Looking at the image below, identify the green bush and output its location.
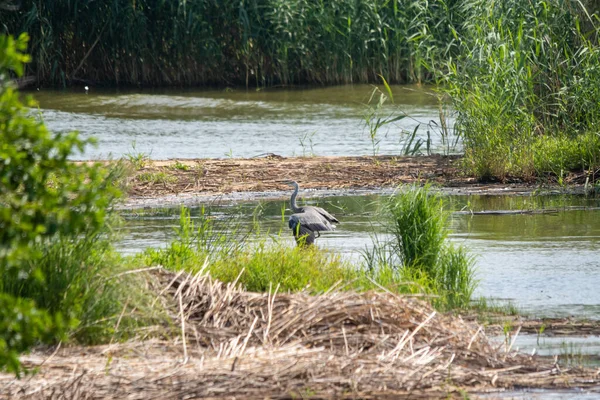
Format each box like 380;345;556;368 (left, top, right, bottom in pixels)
0;33;129;373
0;294;65;376
0;33;63;375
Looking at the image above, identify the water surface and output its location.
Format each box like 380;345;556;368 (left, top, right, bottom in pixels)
118;193;600;319
31;85;456;160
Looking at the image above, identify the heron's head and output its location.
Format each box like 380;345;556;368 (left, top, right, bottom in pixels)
278;179;298;187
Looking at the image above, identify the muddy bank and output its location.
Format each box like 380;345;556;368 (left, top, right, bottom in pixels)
118;155;582;208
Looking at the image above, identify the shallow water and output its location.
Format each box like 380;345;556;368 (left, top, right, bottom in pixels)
117;193;600;319
502;334;600;362
30;85;456;160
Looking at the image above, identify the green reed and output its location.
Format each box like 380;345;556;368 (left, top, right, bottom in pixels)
362;184;476;309
441;0;600;180
2;0;457;87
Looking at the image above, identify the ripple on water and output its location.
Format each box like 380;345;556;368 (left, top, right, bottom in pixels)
31;85;458;159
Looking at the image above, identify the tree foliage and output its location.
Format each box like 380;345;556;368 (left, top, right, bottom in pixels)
0;33;121;374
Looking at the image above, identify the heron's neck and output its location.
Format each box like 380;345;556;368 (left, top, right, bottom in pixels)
290;183;302;213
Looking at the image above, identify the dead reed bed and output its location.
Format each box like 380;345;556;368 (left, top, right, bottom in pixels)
2;267;599;399
124;155;461;198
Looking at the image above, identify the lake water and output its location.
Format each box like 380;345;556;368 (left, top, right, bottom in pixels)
31;84;457;160
118;193;600;320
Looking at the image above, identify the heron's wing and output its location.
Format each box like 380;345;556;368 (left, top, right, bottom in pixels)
293;224;315;246
306;206;339;224
289;210;334;232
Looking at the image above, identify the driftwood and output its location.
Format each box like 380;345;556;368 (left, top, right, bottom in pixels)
1;267;599;399
454;209;560;215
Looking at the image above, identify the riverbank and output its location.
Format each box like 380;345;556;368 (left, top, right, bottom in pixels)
117;154;590;208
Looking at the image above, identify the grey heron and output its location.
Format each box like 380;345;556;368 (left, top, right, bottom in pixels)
280;180;339;246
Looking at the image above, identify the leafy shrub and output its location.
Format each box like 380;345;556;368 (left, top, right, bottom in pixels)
0;33;126;373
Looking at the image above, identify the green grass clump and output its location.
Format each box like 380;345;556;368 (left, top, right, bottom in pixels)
208;243;354;293
8;226;151;345
173;161;190;171
365;184;476;309
138;171;176;185
137;207;355;293
532;132;600;179
471;297;520;317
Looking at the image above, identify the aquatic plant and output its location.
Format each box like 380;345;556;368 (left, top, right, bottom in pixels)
124;143;150;170
364;184;476;309
441;0;600;180
2;0;457;87
363;78;431;157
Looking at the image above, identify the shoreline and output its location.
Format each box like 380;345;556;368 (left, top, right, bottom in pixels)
117;154;586;209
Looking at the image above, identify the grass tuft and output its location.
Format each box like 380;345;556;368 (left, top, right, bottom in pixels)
364;184;476;309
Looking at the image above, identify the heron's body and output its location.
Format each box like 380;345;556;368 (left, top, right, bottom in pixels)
282;181;339;246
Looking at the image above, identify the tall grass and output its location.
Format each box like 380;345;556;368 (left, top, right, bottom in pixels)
137;207;356;293
364;184;476;309
441;0;600;180
2;0;458;87
1;192;151;345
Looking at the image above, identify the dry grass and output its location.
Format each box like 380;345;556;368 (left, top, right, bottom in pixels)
2;267;598;399
121;155;462;197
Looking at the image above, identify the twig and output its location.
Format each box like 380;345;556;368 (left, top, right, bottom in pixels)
178;290;188;364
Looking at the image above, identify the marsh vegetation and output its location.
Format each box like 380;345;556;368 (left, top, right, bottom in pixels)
441;0;600;181
1;35;477;375
2;2;600;395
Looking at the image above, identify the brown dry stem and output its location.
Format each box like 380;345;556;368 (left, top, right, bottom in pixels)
2;268;599;399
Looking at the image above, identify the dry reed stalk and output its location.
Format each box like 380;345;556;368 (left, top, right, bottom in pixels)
1;268;598;399
126;155;460;198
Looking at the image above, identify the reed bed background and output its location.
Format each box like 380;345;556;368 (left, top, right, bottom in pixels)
1;0;457;87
